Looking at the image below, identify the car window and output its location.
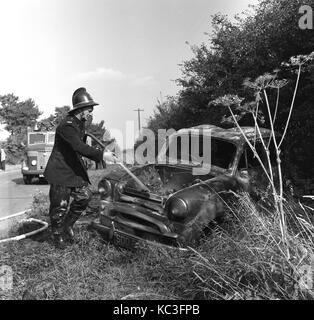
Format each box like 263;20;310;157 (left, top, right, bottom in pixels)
29;133;45;144
238;141;276;170
166;133;236;169
211;138;236;169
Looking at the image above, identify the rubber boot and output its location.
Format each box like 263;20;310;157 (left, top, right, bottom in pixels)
52;233;67;250
50;212;67;250
63;213;79;244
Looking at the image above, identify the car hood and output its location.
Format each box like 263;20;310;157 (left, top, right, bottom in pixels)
101;163;225;197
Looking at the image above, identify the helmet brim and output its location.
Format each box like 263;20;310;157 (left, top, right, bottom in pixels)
68;102;99;114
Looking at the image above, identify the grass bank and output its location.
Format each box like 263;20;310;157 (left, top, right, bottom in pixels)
1;168;313;300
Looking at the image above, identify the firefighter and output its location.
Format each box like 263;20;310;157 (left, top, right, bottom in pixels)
44;87;116;249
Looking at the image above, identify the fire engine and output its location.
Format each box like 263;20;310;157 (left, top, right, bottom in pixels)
21;126;55;184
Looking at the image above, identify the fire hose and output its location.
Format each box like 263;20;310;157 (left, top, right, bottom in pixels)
0;211;48;244
85;133;150;193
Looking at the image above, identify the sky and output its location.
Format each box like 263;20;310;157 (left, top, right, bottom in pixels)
0;0;257;148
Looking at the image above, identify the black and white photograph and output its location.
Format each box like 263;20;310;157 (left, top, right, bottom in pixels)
1;0;314;305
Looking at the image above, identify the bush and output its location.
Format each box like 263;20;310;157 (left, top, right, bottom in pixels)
3;134;27;165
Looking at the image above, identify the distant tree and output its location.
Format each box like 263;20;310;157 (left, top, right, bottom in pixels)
85;120;107;142
54;106;71;124
0;94;18;124
0;94;42;134
39;106;71;130
146;96;182;134
177;0;314;128
38;114;55;131
0;93;42;163
144;0;314;132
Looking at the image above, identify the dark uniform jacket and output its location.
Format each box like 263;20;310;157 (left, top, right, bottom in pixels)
44;114;103;187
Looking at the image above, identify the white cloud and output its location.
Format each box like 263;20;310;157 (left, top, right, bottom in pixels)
75;67;128;81
73;67;155;87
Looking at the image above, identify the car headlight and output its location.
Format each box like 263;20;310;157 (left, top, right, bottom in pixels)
98;179;112;198
166;197;188;221
116;182;125;194
31;160;37;166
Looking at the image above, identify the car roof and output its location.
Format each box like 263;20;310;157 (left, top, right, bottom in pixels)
176;124;273;143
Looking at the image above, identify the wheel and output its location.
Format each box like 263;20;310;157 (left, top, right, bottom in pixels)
23;175;32;184
39;177;48;184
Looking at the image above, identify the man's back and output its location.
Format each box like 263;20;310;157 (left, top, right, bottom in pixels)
44;114;102;187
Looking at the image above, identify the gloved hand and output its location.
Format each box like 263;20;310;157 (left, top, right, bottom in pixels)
103;150;118;163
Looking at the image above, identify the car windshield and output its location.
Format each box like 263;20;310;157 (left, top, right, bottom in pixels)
28;133;45;145
165;133;236;169
238;141;277;170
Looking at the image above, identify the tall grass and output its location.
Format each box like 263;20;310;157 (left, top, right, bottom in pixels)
186;193;314;299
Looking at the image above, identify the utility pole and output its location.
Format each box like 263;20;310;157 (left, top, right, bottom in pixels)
134;108;144;132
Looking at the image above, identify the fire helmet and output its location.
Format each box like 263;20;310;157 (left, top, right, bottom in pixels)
69;87;99;114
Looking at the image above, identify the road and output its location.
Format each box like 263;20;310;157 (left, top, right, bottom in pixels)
0;169;50;218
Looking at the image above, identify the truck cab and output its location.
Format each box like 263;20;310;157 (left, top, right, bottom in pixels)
21;128;55;184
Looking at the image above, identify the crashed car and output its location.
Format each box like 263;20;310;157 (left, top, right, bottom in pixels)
91;125;276;249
